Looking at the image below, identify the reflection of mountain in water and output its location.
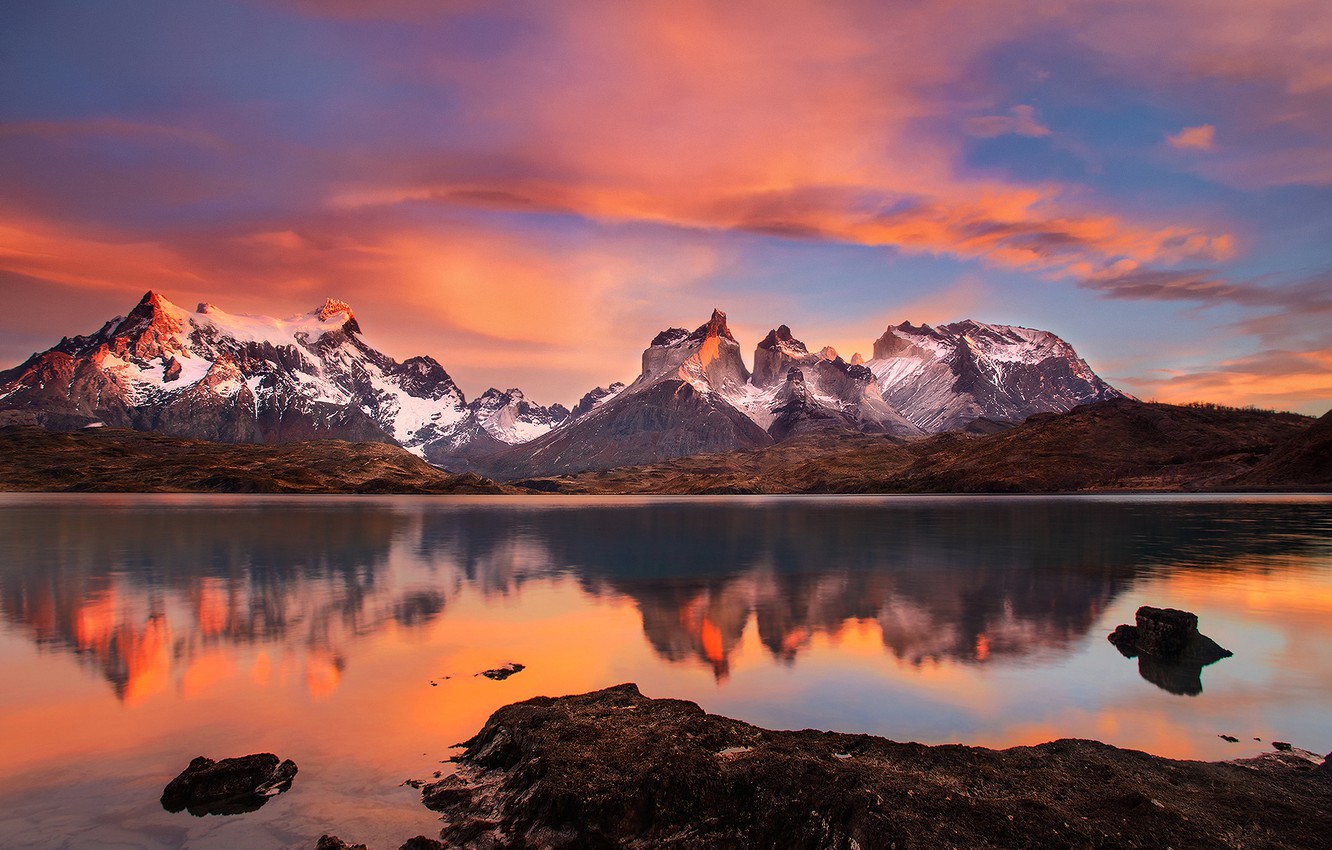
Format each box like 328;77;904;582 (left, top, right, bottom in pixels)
0;501;445;701
2;497;1328;696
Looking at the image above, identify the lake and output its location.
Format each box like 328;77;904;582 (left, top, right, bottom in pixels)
2;494;1330;849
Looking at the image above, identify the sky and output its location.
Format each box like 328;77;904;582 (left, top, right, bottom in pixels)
2;0;1330;414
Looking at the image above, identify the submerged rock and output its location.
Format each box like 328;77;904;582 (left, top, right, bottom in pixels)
478;662;525;681
161;753;297;816
1107;606;1233;695
418;683;1332;850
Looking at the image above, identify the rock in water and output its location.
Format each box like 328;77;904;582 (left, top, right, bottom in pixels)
1107;606;1233;696
478;662;525;681
315;837;367;850
161;753;297;816
1108;606;1232;662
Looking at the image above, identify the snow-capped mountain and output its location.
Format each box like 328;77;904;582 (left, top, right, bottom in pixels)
867;320;1124;432
424;387;571;468
1;294;1124;478
744;325;920;439
0;292;564;459
488;310;775;477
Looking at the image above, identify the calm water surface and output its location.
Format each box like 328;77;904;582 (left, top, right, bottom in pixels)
2;494;1331;849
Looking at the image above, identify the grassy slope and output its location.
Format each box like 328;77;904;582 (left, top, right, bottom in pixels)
0;425;501;493
516;400;1321;494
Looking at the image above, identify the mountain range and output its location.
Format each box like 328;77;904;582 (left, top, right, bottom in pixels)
0;291;1125;478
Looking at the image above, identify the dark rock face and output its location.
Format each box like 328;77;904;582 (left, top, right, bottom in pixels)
569;382;627;419
486;379;773;478
420;684;1332;850
1108;606;1233;695
161;753;297;816
752;325;809;388
1133;606;1198;655
767;367;860;441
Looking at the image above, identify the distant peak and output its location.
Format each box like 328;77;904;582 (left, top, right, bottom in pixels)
850;352;864;365
758;324;805;351
819;345;838;361
196;302;216;314
317;298;354;322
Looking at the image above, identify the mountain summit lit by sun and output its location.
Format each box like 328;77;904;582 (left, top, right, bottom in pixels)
2;1;1330;417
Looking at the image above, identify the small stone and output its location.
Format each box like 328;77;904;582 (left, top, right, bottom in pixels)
478;662;525;681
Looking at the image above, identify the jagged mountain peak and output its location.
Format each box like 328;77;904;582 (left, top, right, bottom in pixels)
688;308;736;343
317;298;354;322
752;324;812;387
640;307;748;391
758;325;808;355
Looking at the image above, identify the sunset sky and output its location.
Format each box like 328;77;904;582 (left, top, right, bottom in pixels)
2;1;1330;413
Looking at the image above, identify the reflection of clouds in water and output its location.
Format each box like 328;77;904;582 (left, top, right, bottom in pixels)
1;496;1329;699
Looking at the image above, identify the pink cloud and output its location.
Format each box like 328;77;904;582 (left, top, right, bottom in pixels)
1167;125;1216;150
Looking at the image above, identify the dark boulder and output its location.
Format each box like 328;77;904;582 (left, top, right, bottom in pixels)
1107;606;1232;695
398;838;446;850
161;753;297;816
1134;607;1199;655
315;837;367;850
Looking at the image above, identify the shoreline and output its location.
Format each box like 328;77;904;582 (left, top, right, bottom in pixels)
339;683;1332;849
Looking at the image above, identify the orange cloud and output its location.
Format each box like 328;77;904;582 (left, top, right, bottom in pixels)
321;0;1238;277
0;216;203;293
1168;125;1217;151
1124;348;1332;411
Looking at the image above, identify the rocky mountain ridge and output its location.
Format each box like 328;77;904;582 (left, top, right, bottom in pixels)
2;291;1126;476
0;292;565;462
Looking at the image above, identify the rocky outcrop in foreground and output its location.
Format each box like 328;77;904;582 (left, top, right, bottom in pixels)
161;753;296;816
420;684;1331;850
